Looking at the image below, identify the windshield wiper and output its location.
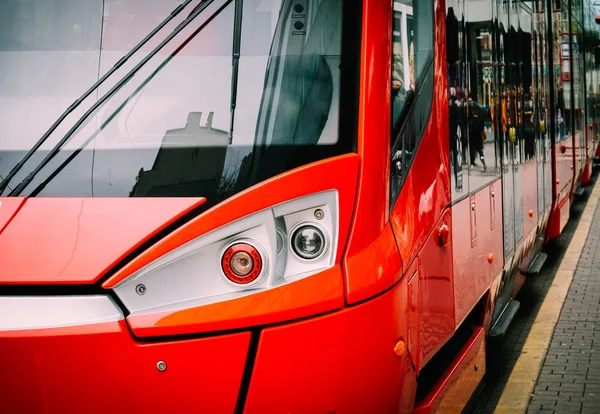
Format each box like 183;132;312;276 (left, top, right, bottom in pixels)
228;0;243;144
28;0;231;197
5;0;223;197
0;0;197;196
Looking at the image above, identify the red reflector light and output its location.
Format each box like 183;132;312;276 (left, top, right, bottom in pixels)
221;243;263;284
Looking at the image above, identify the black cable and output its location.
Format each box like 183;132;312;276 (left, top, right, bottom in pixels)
9;0;220;197
29;0;232;197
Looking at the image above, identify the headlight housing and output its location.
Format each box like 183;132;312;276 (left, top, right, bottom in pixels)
113;191;339;316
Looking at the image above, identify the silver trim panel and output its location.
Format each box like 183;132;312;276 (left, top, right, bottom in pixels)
114;190;339;316
0;295;124;331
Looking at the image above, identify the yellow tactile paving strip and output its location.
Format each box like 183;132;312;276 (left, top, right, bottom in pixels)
495;177;600;413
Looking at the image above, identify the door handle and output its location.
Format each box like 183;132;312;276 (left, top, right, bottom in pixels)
438;224;450;247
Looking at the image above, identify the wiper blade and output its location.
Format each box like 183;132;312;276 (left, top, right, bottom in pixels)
0;0;196;195
7;0;221;197
228;0;243;144
28;0;231;197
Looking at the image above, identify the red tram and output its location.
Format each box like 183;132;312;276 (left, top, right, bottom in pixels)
0;0;599;412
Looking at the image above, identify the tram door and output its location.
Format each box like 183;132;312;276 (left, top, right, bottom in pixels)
532;1;549;221
499;0;515;263
512;0;525;251
532;5;543;220
519;3;543;227
490;0;517;322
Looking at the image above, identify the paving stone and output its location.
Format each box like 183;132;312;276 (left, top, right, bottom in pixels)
526;199;600;412
472;179;599;414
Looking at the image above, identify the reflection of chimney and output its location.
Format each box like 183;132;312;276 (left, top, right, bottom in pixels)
185;112;202;132
184;112;215;133
129;110;229;197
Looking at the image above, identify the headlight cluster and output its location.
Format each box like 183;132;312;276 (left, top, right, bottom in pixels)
113;191;339;316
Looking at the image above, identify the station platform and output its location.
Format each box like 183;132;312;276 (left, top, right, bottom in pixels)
525;179;600;414
472;172;600;414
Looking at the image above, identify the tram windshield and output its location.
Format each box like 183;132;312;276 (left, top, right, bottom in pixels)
0;0;354;203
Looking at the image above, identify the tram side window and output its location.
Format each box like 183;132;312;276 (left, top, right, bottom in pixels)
390;0;434;203
464;0;501;189
520;6;536;162
391;0;433;128
552;3;571;142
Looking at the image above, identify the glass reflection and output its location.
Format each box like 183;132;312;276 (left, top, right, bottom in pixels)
465;0;499;191
447;0;469;200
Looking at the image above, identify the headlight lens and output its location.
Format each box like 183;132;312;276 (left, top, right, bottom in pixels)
222;243;263;284
292;225;326;260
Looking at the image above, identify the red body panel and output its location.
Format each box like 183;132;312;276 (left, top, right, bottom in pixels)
344;0;396;305
582;157;593;184
557;140;574;195
390;0;451;270
582;125;593;184
416;209;454;369
548;140;574;239
414;327;485;413
0;197;25;234
575;132;583;180
453;182;503;328
243;277;416;414
406;261;420;369
0;197;204;284
0;321;249;414
522;159;538;240
127;266;344;336
548;184;571;240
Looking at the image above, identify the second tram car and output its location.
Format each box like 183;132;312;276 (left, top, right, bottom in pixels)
0;0;599;412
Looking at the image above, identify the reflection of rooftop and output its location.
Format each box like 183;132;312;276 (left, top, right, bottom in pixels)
162;112;229;148
130;112;229;197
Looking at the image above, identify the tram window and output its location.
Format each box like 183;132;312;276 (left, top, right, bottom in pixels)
552;3;571;142
520;5;536;162
0;0;103;52
463;0;501;191
573;29;584;135
0;0;357;199
391;0;434;129
390;0;434;206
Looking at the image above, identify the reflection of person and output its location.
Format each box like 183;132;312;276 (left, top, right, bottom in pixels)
468;101;486;171
409;41;415;91
392;74;406;124
557;87;565;138
449;87;462;187
392;75;404;100
523;91;535;159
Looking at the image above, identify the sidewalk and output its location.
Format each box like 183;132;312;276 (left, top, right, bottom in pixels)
527;191;600;413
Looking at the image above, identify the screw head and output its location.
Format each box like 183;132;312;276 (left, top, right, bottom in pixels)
474;363;479;371
157;361;167;372
314;209;325;220
135;284;146;295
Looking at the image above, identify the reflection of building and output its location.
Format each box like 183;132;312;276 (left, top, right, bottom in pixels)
130;111;229;196
392;1;414;91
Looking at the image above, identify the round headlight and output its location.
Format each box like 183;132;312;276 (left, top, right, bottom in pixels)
221;243;263;284
291;225;327;260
